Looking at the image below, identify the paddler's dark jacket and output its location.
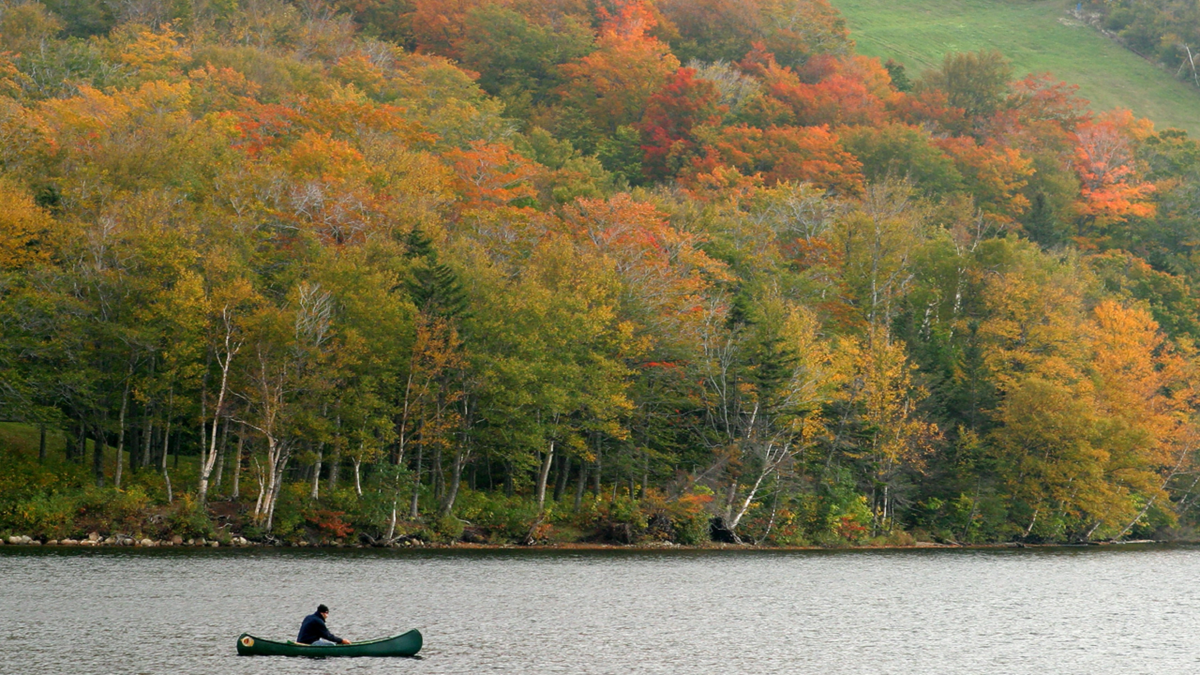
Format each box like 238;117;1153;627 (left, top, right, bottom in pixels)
297;612;342;644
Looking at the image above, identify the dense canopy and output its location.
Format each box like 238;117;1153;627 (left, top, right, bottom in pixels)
4;0;1200;547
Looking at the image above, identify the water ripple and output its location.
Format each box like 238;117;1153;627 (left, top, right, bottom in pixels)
3;546;1200;674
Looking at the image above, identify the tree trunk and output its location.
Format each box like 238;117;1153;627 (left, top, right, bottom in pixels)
640;448;649;499
353;456;362;496
395;368;417;466
141;414;153;471
128;426;138;471
327;446;340;492
409;446;423;519
160;382;175;502
92;419;106;487
553;455;570;502
253;458;265;519
310;444;323;500
265;455;288;532
114;380;130;489
257;434;290;530
199;420;207;473
574;461;588;510
386;458;407;542
439;446;471;519
723;480;738;523
38;423;46;463
259;439;277;524
386;492;399;542
214;417;229;492
198;316;238;506
231;428;244;500
592;436;603;497
73;419;85;463
161;415;173;504
433;446;444;503
327;417;342;492
536;440;555;511
726;447;787;534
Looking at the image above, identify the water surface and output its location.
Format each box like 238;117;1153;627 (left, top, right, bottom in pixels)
4;545;1199;674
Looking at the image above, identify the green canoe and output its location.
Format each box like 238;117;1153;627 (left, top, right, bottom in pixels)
236;629;422;657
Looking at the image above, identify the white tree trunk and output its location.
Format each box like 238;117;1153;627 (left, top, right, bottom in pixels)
198;307;239;506
536;440;555;511
310;445;322;500
353;456;362;496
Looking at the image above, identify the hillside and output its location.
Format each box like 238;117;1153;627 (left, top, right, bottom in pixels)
834;0;1200;135
6;0;1200;548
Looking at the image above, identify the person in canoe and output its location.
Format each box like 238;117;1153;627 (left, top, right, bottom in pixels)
296;604;352;646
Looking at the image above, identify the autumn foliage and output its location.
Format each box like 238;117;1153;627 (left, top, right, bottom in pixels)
3;0;1200;547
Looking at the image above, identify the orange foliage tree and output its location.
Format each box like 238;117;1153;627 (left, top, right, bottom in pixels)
408;0;498;59
448;140;540;208
560;193;728;343
556;1;680;134
638;67;725;181
1072;110;1156;234
692;123;863;194
935;136;1032;221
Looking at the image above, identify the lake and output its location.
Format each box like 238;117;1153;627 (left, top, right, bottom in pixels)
3;545;1199;674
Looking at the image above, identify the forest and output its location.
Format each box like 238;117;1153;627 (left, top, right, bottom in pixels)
1085;0;1200;85
4;0;1200;548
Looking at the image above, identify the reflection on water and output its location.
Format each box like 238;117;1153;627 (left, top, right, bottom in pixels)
3;545;1200;674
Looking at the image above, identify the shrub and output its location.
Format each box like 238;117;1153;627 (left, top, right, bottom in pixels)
305;507;354;540
669;492;713;545
268;483;307;538
638;488;714;545
800;472;874;546
167;494;215;539
829;496;872;545
241;523;265;541
333;486;400;538
13;492;79;539
74;487;152;536
591;494;647;544
455;490;539;543
915;492;1009;543
742;504;809;547
0;446;90;537
432;515;464;542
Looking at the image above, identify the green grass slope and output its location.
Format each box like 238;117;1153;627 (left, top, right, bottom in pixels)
834;0;1200;135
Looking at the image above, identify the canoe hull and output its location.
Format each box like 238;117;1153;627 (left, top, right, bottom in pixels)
236;629;422;657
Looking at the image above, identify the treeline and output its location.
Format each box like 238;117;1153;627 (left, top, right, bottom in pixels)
3;0;1200;547
1086;0;1200;85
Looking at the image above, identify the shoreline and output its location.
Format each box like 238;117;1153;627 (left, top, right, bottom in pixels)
0;534;1174;551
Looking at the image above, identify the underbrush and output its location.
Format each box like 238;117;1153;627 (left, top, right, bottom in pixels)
454;490;541;543
0;454;1010;548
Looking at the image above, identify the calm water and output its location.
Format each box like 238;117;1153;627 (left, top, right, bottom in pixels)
3;545;1200;674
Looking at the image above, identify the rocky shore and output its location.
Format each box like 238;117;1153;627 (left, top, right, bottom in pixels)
4;532;252;547
0;532;1169;550
0;532;441;548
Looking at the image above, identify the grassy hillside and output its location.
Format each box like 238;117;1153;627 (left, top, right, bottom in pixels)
0;422;64;456
833;0;1200;135
0;421;193;486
